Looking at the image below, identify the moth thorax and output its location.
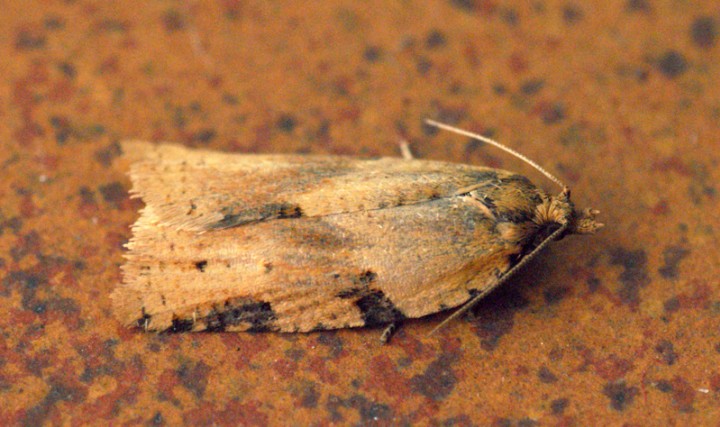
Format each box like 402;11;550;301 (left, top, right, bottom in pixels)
534;195;573;228
528;195;574;247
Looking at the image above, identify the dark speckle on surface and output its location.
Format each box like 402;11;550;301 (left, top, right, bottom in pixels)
655;380;673;393
316;332;344;359
425;30;447;49
177;361;211;399
163;9;185;31
562;4;583;23
493;83;508;95
24;377;88;426
543;286;570;305
150;412;164;425
99;182;126;205
470;287;529;351
670;376;695;412
520;79;544;95
44;15;65;30
9;231;41;262
690;17;717;48
94;142;122;167
416;57;433;74
655;340;678;365
658;245;690;279
539;102;566;124
0;215;23;235
656;51;688;78
326;394;393;424
363;45;382;62
16;29;47;50
609;247;650;307
297;381;319;408
538;366;558;383
664;297;680;313
550;398;569;414
496;418;539;427
410;352;459;401
625;0;650;12
500;8;519;26
603;381;638;411
587;276;601;293
449;0;476;13
58;61;76;78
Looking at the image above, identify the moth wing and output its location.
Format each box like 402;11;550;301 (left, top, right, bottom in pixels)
114;196;527;333
121;141;505;232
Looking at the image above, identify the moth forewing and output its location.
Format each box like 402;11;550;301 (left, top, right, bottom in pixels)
112;122;602;337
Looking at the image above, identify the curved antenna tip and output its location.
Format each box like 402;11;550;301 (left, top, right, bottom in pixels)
423;119;566;191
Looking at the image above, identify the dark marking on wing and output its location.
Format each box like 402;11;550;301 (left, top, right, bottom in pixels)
357;270;377;285
468;288;482;298
135;311;152;329
165;317;194;333
310;323;328;332
336;270;378;298
336;270;405;326
203;300;277;332
208;202;303;229
355;290;406;326
203;308;226;332
194;260;208;272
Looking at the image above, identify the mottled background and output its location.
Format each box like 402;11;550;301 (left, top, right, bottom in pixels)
1;1;718;425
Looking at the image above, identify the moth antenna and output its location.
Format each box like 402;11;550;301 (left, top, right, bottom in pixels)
424;119;566;191
429;221;570;335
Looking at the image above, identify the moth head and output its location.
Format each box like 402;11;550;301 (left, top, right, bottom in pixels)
425;119;604;242
534;187;603;241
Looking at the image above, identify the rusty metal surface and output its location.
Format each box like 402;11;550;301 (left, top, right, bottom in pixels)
1;1;718;425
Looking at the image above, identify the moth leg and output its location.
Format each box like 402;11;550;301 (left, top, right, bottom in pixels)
398;140;414;160
380;322;399;344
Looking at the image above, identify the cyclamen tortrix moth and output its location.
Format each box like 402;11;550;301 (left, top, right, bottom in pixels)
111;120;602;340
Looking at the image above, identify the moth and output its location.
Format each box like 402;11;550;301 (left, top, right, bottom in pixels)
111;120;602;340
